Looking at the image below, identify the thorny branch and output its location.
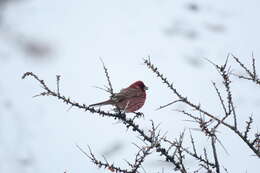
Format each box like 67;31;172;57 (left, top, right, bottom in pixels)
231;54;260;85
211;56;237;129
175;132;187;173
143;57;233;128
128;143;154;173
22;72;185;172
211;135;220;173
212;82;228;116
76;145;129;173
100;58;114;96
77;142;154;173
144;57;260;158
163;133;216;169
244;116;253;140
22;54;260;173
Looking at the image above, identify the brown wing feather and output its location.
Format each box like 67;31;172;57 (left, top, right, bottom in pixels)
112;88;141;102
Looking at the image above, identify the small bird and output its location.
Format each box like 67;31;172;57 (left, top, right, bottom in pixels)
89;81;148;112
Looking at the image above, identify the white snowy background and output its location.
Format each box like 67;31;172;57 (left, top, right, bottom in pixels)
0;0;260;172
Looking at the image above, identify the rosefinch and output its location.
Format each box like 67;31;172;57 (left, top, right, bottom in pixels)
89;81;148;112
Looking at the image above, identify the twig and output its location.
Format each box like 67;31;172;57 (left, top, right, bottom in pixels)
156;99;183;110
212;82;228;117
130;144;154;173
211;136;220;173
244;116;253;139
231;54;260;85
76;144;130;173
163;137;216;168
251;53;256;79
209;58;237;130
56;75;61;96
189;130;197;156
100;58;114;95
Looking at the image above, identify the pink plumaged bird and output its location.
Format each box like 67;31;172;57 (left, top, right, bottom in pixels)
89;81;148;112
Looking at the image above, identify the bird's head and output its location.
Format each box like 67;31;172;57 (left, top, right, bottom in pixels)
130;81;148;91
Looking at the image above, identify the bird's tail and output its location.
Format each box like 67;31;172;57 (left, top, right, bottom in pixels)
89;99;114;107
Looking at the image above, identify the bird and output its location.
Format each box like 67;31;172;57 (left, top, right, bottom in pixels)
89;81;148;113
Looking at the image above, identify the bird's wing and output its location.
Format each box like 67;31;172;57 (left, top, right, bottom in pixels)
112;88;141;102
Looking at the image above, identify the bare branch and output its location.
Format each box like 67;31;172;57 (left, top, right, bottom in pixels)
209;57;237;129
251;53;257;79
231;54;260;85
22;54;260;173
144;57;260;157
244;116;253;140
189;130;197;156
231;54;253;78
100;58;114;96
211;136;220;173
143;58;234;129
156;99;183;110
76;144;130;173
163;136;216;168
212;81;228;116
130;144;154;173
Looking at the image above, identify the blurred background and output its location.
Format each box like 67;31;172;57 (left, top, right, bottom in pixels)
1;0;260;172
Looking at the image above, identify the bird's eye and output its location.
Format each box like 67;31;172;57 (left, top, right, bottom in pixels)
139;83;148;90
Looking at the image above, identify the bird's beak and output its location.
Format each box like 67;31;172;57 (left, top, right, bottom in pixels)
144;86;148;90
